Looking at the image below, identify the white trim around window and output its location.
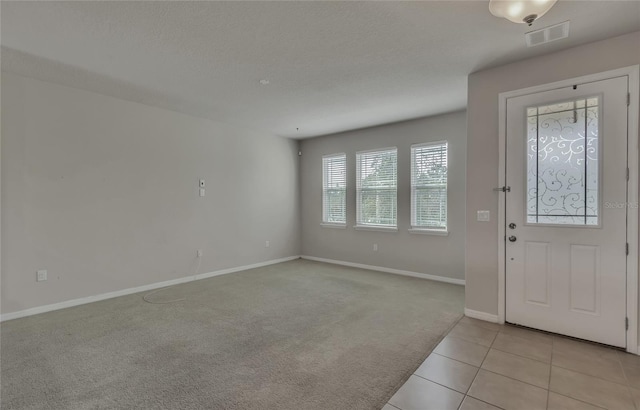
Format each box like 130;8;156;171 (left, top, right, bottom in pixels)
408;228;449;236
410;141;448;232
322;153;347;226
355;147;398;229
353;225;399;232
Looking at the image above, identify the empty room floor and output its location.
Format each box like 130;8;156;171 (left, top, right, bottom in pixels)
385;317;640;410
1;259;464;409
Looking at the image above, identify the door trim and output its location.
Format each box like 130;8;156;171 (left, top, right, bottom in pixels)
497;65;640;354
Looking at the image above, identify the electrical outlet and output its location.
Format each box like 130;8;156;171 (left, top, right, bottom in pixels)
265;241;270;248
36;270;47;282
373;244;378;252
197;249;203;258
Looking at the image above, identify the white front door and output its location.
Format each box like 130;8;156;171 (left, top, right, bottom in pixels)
505;76;629;347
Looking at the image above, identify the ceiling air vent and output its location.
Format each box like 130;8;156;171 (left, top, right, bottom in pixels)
525;20;570;47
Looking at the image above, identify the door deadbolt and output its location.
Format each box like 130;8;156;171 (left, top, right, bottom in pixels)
508;236;517;242
509;223;516;229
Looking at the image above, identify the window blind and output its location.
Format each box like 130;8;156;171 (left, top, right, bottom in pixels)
322;154;347;224
356;148;397;227
411;142;448;230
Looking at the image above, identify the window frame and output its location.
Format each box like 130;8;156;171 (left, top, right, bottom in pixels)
321;153;347;226
355;147;398;231
410;141;449;234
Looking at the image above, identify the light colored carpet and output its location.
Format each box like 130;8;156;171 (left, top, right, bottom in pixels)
1;259;464;409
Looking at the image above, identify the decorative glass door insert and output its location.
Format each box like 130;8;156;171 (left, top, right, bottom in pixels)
526;96;600;225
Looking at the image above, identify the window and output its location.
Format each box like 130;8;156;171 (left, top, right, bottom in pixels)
526;97;599;225
356;148;397;228
322;154;347;224
411;142;448;231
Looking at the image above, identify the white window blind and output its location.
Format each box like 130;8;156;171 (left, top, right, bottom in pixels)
322;154;347;224
356;148;397;227
411;142;448;230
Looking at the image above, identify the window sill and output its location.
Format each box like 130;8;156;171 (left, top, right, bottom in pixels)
354;225;398;232
320;223;347;229
409;228;449;236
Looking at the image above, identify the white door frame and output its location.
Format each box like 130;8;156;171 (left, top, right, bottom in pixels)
497;65;640;354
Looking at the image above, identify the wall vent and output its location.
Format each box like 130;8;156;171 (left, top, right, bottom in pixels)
526;21;570;47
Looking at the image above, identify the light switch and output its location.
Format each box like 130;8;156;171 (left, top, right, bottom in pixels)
199;188;206;197
477;210;490;222
36;270;47;282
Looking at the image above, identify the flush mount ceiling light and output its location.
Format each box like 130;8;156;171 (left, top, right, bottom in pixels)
489;0;558;26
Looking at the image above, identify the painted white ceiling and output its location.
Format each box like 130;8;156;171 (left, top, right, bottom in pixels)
2;1;639;139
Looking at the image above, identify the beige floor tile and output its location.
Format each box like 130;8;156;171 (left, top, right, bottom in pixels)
491;332;552;363
460;317;504;332
467;369;547;410
382;404;400;410
500;325;553;345
630;387;640;409
547;392;605;410
434;336;489;367
481;349;550;388
503;327;552;346
415;353;479;393
549;366;635;410
388;375;463;410
623;363;640;390
458;396;502;410
552;343;626;385
448;322;497;347
618;351;640;368
553;336;621;361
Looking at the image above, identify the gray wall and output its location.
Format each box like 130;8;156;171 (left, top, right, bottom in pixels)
466;31;640;316
300;111;467;280
1;72;301;314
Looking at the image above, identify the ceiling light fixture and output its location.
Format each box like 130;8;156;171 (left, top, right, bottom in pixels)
489;0;558;26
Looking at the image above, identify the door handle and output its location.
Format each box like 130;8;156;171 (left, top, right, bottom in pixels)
509;223;516;230
508;236;517;242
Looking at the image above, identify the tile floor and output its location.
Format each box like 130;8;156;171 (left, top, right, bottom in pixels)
384;316;640;410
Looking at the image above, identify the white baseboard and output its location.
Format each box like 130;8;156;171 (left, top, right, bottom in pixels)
301;255;465;286
464;308;500;323
193;256;300;280
0;255;301;322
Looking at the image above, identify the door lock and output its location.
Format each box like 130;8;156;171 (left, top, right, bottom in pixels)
508;236;517;242
509;223;516;229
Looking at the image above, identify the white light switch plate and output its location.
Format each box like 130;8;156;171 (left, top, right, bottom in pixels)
37;270;47;282
477;210;490;222
199;188;206;197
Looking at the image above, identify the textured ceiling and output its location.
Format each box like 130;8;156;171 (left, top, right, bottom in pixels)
2;1;639;139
